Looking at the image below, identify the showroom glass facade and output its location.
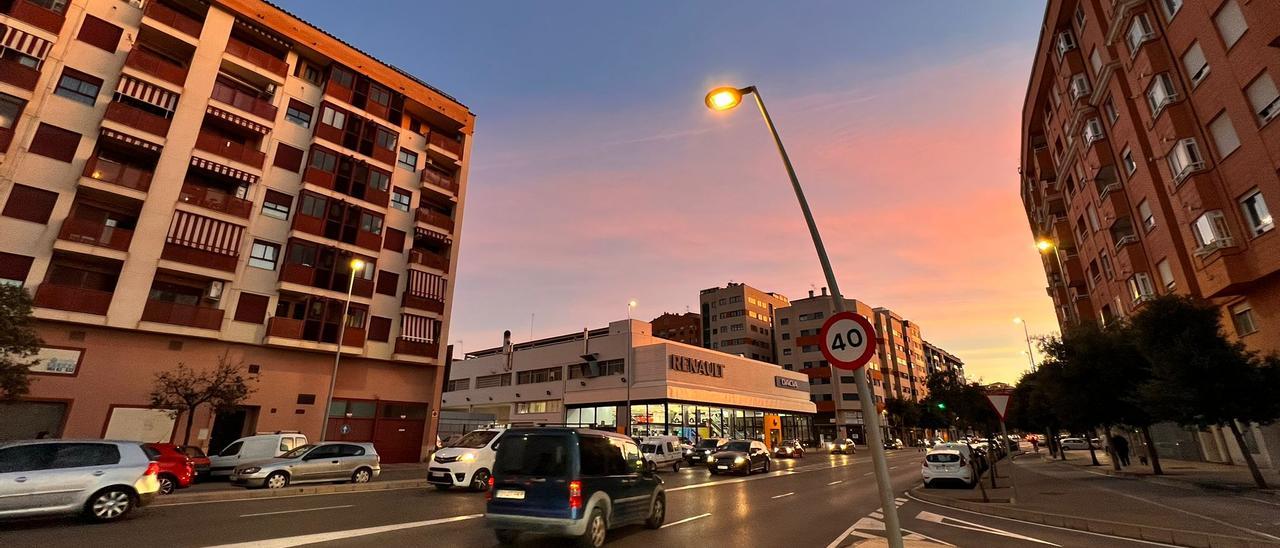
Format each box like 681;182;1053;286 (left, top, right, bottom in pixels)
565;401;813;444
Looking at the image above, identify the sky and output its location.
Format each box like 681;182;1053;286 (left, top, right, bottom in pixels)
275;0;1054;384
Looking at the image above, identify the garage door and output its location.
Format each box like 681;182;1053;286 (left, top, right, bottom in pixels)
373;402;426;464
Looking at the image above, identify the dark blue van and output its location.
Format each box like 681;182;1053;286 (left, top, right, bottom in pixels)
485;428;665;547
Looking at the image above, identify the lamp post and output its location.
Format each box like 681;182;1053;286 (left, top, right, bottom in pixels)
705;85;903;548
1013;317;1037;370
625;299;637;435
321;258;364;442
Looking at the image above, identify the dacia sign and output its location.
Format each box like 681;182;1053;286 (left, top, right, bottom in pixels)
669;355;724;378
774;376;808;391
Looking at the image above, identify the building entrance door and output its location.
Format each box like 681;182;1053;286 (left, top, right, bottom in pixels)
209;406;256;454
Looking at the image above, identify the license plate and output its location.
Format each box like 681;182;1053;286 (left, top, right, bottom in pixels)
494;489;525;500
429;472;446;478
717;465;728;470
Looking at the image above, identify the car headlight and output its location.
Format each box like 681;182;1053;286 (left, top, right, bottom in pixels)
239;467;261;474
704;450;711;455
733;456;746;464
684;449;691;455
459;453;477;462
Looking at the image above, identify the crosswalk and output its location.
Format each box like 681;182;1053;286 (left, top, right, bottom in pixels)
827;496;955;547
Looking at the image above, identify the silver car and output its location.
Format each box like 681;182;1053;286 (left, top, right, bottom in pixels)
0;440;162;522
230;442;380;489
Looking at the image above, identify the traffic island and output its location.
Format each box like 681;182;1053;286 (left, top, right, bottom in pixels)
155;479;429;505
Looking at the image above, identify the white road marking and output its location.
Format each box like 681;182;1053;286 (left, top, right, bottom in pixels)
828;480;843;485
661;512;711;529
157;486;423;507
204;514;484;548
917;510;1061;546
889;466;899;470
1243;496;1280;508
1090;479;1280;541
863;472;873;477
239;504;354;518
668;458;869;492
771;492;795;499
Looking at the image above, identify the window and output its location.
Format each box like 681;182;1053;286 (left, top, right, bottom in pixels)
1168;139;1204;182
0;252;33;287
1146;73;1177;115
248;240;279;270
515;400;560;414
28;123;80;162
1100;252;1114;280
1103;96;1118;124
54;69;101;105
1086;204;1100;232
360;212;383;235
273;143;304;172
285;99;313;128
1182;42;1209;87
368;169;390;192
1230;302;1257;336
376;270;398;296
320;105;346;129
391;188;411;212
383;227;406;252
1160;0;1182;20
1157;259;1175;290
1213;0;1247;49
309;148;337;172
1208;113;1241;158
517;367;562;385
76;15;122;52
1245;73;1280;124
1128;273;1156;302
1074;4;1086;29
1127;14;1154;53
475;374;511;388
374;128;397;151
0;93;25;129
233;292;270;324
299;193;326;218
782;348;792;356
1138;200;1156;231
261;189;292;220
368;85;391;107
1240;190;1274;236
397;148;417;172
369;316;391;342
1089;48;1102;75
1122;148;1137;175
2;184;58;224
1192;210;1232;251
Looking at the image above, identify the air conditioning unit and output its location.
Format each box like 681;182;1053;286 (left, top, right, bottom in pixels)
126;0;144;8
205;280;225;300
1070;76;1090;101
1057;31;1077;57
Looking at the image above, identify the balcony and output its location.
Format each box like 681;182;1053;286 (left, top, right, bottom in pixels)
125;48;188;87
420;166;457;194
415;208;454;232
142;0;202;38
3;0;65;34
83;155;153;192
178;183;252;219
225;37;288;77
266;316;365;347
402;292;444;314
394;337;438;358
0;57;39;90
0;126;11;153
278;261;374;298
58;217;133;251
103;101;172;138
161;242;237;272
141;300;224;330
211;80;277;121
33;284;112;315
194;130;265;168
428;132;463;156
408;249;449;272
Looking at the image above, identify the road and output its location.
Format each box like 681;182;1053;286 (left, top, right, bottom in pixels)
0;450;1181;547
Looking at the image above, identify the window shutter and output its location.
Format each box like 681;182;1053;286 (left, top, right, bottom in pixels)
369;316;392;342
28;123;81;162
1213;0;1247;49
1245;74;1279;118
233;292;271;324
264;189;292;210
0;251;34;283
273;142;304;172
2;183;59;223
1208;114;1240;157
76;15;123;52
382;227;405;252
376;270;398;296
1182;43;1207;82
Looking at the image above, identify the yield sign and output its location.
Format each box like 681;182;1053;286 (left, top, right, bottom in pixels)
985;392;1012;421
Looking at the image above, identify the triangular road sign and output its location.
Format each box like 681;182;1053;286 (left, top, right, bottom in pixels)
986;393;1011;421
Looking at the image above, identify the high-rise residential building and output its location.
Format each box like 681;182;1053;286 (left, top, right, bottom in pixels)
923;340;965;382
0;0;471;463
873;309;928;403
1021;0;1279;468
698;282;788;363
650;311;701;346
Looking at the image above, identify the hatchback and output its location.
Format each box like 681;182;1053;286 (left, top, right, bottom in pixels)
230;442;379;489
921;449;974;488
0;440;161;522
141;443;195;495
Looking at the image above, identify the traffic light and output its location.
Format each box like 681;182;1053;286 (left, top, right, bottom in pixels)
936;402;947;411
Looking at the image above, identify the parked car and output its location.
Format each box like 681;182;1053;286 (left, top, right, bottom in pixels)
1059;437;1101;451
0;440;161;522
932;442;982;472
179;445;211;479
685;437;727;465
773;439;805;459
141;443;195;495
486;428;665;547
884;438;905;450
708;440;771;475
229;442;379;489
639;436;683;472
209;432;308;477
921;448;975;488
429;428;503;491
829;438;857;455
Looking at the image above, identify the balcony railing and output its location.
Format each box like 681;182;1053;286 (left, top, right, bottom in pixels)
420;167;457;193
83;155;153;192
395;337;438;358
402;292;444;314
408;249;449;272
0;126;15;154
265;316;364;347
125;48;189;87
428;132;463;156
161;242;237;272
211;80;277;120
415;208;455;232
179;183;252;218
194;131;266;168
58;217;134;251
103;101;172;137
33;283;113;315
4;0;65;34
141;300;224;330
0;57;40;90
142;0;202;38
225;37;288;77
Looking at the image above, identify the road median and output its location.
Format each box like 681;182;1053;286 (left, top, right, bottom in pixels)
156;479;430;505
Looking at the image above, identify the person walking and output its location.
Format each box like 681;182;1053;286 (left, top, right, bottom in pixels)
1112;435;1131;467
1031;437;1040;453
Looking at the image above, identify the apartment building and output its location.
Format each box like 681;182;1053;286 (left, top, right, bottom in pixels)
923;340;965;381
872;308;928;402
650;311;701;346
1020;0;1279;468
0;0;472;462
698;282;788;363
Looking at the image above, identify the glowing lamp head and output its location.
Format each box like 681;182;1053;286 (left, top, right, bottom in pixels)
350;259;366;272
1013;317;1023;324
628;299;638;309
705;87;744;111
1036;240;1054;252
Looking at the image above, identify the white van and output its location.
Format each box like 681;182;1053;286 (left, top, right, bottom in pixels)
639;435;683;472
209;432;308;477
427;428;503;491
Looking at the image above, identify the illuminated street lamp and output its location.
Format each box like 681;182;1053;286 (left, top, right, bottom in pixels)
705;84;903;547
1014;317;1037;370
322;258;365;441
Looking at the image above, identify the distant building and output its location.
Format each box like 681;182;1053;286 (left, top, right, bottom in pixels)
698;282;788;363
873;309;928;402
651;311;701;346
923;341;965;382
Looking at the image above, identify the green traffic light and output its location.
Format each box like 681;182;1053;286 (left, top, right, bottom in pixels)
936;402;946;410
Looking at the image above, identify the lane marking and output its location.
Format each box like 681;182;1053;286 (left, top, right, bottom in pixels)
828;480;843;485
661;512;711;529
668;458;870;492
889;466;899;470
1243;496;1280;508
771;492;795;499
158;486;424;507
239;505;353;518
917;510;1060;546
204;514;483;548
863;472;873;477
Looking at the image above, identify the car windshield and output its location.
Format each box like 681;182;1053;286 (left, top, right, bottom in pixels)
281;444;315;459
494;434;569;477
782;441;799;448
696;439;720;449
722;441;751;452
450;430;499;449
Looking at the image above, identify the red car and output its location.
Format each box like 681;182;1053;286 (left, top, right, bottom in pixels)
143;443;196;495
179;445;212;479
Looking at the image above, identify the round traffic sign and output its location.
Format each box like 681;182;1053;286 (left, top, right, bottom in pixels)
819;311;877;371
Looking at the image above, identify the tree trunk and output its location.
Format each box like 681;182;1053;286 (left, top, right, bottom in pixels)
1105;425;1121;471
1087;434;1101;466
1226;420;1269;490
182;407;195;445
1141;425;1163;475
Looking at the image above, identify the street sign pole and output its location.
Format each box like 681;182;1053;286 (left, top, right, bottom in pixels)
984;389;1014;489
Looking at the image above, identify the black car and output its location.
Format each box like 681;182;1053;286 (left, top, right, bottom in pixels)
708;440;771;475
486;428;665;547
685;438;726;465
773;440;804;459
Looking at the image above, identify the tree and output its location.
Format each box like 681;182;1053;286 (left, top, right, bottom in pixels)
884;398;923;442
150;352;256;445
0;285;42;400
924;370;998;436
1129;295;1280;488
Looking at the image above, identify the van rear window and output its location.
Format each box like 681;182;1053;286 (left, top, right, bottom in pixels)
926;453;961;463
495;434;569;477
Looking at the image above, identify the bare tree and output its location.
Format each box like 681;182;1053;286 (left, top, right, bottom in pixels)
149;351;256;445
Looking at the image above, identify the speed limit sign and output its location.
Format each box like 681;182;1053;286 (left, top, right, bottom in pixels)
819;311;877;371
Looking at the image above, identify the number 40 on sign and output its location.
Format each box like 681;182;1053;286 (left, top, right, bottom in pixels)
819;311;878;371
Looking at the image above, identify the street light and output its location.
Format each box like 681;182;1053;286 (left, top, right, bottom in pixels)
321;258;365;441
625;299;638;435
705;84;904;547
1014;317;1037;370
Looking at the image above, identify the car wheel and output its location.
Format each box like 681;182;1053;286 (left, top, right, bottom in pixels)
672;461;680;472
470;469;491;492
576;507;607;548
923;480;932;489
351;467;373;484
494;529;519;545
265;471;289;489
645;493;666;529
764;459;771;472
158;474;177;495
86;487;134;522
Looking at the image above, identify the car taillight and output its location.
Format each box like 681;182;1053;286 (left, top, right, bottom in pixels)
569;480;582;510
144;462;159;476
485;476;495;501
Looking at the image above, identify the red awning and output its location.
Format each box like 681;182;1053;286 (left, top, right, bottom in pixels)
190;156;260;184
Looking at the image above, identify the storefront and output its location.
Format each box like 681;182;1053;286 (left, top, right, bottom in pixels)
565;402;813;444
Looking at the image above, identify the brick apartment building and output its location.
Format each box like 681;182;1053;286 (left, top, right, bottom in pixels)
0;0;472;462
650;311;701;346
698;282;788;363
1020;0;1279;468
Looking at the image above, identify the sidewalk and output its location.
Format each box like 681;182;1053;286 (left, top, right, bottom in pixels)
1048;448;1280;494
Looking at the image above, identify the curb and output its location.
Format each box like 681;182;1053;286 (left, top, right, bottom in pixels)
1043;456;1280;495
909;487;1280;548
156;479;429;505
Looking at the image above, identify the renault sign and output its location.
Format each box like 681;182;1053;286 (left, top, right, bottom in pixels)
668;355;724;378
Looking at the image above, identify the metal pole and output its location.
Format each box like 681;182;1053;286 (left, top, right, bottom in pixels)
1020;321;1037;370
321;265;358;442
748;88;904;548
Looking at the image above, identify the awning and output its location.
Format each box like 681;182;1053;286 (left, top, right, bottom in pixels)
206;105;269;135
234;19;291;49
190;156;260;184
2;26;51;59
400;313;439;343
167;210;244;256
100;128;162;153
115;75;178;112
414;227;453;246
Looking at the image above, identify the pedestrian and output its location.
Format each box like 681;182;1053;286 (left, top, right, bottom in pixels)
1031;437;1039;453
1113;435;1131;467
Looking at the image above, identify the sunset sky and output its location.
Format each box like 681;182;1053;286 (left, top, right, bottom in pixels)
276;1;1054;384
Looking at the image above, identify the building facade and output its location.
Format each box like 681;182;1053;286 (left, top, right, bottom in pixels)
698;282;788;363
1020;0;1279;469
873;309;928;403
0;0;472;463
442;319;816;445
923;340;965;381
650;311;701;346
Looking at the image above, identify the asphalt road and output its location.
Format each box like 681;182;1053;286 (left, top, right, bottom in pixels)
0;450;1182;547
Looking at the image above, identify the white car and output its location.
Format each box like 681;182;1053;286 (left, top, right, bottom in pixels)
209;432;308;477
922;448;974;488
428;428;502;491
1059;437;1101;451
639;435;683;472
0;440;162;522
